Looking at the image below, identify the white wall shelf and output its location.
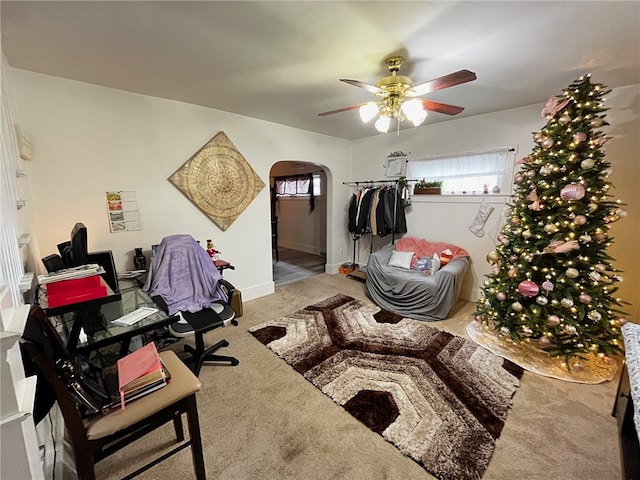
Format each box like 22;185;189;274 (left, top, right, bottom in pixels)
18;233;30;248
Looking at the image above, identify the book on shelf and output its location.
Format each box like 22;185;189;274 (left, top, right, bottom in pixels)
116;342;169;409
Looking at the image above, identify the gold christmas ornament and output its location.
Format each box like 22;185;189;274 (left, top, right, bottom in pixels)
486;251;500;265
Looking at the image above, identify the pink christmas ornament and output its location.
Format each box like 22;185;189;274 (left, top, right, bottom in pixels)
590;117;604;128
514;173;524;183
560;184;586;200
572;361;585;372
572;132;587;143
547;315;561;325
578;293;592;304
618;318;628;326
542;280;554;291
538;337;551;348
475;315;483;322
518;280;539;297
541;137;554;148
496;292;507;301
573;215;587;225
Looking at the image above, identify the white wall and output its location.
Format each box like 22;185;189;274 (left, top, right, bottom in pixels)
10;69;352;301
9;67;639;317
349;89;639;319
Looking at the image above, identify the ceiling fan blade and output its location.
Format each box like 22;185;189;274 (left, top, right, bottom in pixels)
340;79;385;95
421;100;465;115
408;69;477;97
318;103;368;116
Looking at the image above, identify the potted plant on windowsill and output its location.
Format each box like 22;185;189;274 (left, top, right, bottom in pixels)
413;179;443;195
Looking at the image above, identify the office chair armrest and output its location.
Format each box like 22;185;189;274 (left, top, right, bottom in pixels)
219;279;235;300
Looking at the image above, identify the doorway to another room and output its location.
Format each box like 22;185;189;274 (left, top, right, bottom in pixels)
270;161;327;287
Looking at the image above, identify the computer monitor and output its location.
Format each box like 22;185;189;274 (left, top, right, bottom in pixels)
70;222;89;267
42;222;90;272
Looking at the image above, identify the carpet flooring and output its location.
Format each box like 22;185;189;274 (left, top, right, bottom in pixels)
93;273;622;480
250;294;523;480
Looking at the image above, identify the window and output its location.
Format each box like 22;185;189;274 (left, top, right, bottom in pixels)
275;173;322;197
405;147;515;195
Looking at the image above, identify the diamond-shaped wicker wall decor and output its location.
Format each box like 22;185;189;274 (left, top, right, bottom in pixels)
169;131;265;231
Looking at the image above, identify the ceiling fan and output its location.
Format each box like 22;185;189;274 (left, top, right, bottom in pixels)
319;55;476;132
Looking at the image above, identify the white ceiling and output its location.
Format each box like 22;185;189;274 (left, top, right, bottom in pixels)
2;1;639;140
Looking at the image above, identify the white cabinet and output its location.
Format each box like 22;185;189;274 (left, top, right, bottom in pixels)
0;286;44;479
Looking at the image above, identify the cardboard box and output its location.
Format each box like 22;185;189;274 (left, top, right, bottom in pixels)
46;275;108;308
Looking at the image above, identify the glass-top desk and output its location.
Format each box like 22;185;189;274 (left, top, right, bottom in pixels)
41;277;177;357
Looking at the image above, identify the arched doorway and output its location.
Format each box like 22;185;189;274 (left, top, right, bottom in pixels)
270;161;328;287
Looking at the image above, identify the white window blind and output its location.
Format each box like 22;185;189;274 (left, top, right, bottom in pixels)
406;147;514;195
275;173;321;197
0;59;26;306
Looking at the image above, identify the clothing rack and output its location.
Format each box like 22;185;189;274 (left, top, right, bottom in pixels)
342;178;418;187
343;179;416;269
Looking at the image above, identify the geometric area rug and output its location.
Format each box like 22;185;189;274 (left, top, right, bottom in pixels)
249;294;523;480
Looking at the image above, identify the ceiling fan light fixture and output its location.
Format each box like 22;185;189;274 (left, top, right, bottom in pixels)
375;115;391;133
402;99;427;126
359;102;379;123
411;110;428;127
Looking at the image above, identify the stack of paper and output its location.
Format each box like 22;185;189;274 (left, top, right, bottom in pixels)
38;263;105;285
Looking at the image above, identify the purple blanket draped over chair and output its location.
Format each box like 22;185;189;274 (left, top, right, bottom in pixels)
143;234;228;316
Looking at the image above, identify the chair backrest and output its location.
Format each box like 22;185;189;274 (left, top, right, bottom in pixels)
20;340;90;452
21;306;72;422
143;234;228;315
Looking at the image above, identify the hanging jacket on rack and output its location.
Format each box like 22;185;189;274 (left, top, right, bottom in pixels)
358;188;377;235
348;193;358;234
392;187;407;234
347;184;408;238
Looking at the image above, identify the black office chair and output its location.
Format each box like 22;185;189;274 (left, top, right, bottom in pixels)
143;234;239;376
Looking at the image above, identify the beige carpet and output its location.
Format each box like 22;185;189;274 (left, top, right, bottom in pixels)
95;273;622;480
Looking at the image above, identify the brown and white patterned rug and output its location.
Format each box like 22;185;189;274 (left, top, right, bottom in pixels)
249;294;523;480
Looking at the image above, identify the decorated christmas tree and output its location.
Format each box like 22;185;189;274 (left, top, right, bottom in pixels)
474;74;628;369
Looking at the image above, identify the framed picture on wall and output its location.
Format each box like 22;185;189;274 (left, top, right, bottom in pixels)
385;156;406;178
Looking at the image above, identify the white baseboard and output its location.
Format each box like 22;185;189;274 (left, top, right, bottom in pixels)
240;281;275;302
277;240;323;256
